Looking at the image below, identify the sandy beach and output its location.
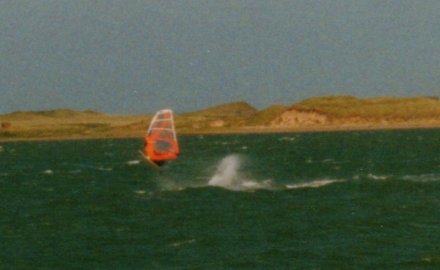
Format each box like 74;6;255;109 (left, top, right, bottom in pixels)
1;121;440;143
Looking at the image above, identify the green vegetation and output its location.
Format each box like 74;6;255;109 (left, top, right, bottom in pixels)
3;109;103;120
182;101;257;117
177;102;259;132
245;105;288;126
293;96;440;119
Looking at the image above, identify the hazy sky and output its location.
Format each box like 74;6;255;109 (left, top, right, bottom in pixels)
1;0;440;114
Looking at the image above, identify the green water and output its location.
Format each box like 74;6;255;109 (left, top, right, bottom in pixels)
1;130;440;269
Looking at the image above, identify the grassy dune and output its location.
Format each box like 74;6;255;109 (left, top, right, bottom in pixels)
245;105;289;126
293;96;440;120
0;109;150;140
1;96;440;141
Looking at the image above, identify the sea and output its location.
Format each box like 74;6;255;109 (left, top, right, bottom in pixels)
1;129;440;269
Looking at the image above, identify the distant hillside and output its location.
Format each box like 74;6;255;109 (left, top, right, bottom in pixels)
3;109;105;120
245;105;288;126
271;96;440;127
0;108;148;140
292;96;440;119
2;96;440;141
176;102;258;131
183;101;257;118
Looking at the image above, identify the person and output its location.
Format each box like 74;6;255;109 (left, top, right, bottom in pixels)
154;160;166;167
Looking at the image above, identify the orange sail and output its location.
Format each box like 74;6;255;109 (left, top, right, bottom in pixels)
143;109;179;166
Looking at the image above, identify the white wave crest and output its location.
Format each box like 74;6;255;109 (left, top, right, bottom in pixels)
208;155;346;191
43;169;53;175
169;239;196;248
279;137;296;142
401;174;440;183
367;173;388;181
208;155;241;187
127;160;140;165
286;179;344;189
208;155;272;191
134;190;146;195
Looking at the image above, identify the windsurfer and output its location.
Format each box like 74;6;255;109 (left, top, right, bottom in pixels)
144;138;166;167
142;109;179;169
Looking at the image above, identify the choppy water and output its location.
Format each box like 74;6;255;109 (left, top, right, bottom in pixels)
2;130;440;269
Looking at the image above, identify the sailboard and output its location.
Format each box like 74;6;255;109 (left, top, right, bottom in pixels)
141;109;179;168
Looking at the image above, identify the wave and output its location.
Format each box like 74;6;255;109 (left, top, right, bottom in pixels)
207;154;278;191
366;173;389;181
157;156;440;193
43;169;53;175
168;239;196;248
278;136;296;142
207;154;254;191
353;173;440;183
134;190;147;195
286;179;345;189
127;160;140;165
401;174;440;183
97;167;112;172
207;154;344;191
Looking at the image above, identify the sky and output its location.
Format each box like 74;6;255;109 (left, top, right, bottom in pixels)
1;0;440;114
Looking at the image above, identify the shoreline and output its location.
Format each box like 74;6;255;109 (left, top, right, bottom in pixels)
1;123;440;143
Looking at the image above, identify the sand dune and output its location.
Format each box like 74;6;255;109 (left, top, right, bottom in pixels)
1;96;440;141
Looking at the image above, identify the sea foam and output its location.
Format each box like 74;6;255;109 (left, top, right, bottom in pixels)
127;160;140;165
285;179;344;189
401;173;440;183
43;169;53;175
208;154;242;189
208;154;271;191
208;155;345;191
